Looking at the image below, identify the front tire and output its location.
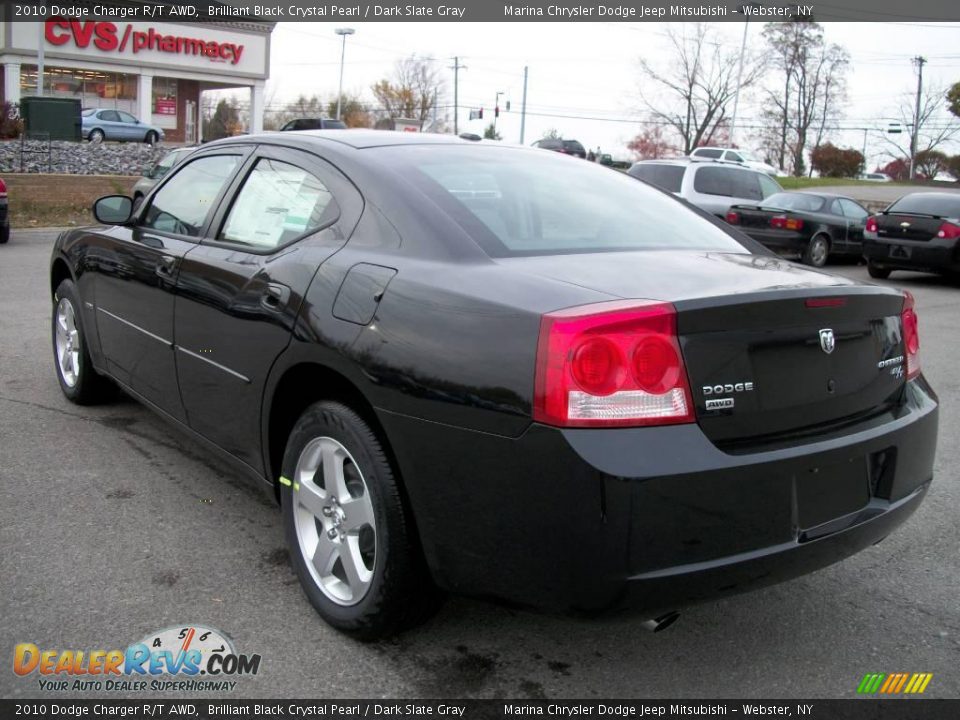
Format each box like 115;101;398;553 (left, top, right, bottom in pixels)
52;279;113;404
867;261;892;279
281;401;441;640
144;131;159;145
802;234;830;267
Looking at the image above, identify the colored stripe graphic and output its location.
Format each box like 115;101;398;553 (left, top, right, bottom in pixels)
857;672;932;694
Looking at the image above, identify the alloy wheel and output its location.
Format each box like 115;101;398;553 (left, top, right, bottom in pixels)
292;436;377;606
55;298;81;388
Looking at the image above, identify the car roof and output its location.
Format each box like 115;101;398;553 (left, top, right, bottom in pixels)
794;191;859;202
213;129;484;150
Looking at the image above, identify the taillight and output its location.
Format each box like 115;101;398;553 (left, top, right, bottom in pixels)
936;221;960;240
901;291;920;380
865;216;879;233
725;211;740;225
0;178;7;199
533;301;694;427
770;215;804;231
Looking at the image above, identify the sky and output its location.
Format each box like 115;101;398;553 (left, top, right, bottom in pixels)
257;21;960;169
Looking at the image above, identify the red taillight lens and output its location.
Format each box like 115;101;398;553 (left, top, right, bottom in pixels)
936;221;960;240
725;211;740;225
902;291;920;380
865;216;879;233
770;215;804;230
533;301;694;427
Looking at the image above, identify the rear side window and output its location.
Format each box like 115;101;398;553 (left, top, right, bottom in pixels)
392;146;748;257
693;166;733;196
100;110;120;122
220;158;338;249
628;164;685;193
838;199;869;220
142;155;239;237
887;194;960;217
693;148;723;159
757;174;782;199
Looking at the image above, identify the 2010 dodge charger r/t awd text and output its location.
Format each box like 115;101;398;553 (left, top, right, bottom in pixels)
49;132;938;639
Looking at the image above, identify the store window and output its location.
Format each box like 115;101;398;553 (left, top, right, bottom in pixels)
20;66;138;115
152;77;179;130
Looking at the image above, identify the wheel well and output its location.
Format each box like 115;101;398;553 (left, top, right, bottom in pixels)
266;363;399;498
50;258;72;299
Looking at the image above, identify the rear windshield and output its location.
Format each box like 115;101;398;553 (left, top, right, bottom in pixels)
627;163;685;193
762;193;824;212
887;194;960;218
384;146;749;258
324;120;347;129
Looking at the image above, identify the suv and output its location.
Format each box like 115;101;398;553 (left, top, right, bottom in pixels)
532;138;587;159
280;118;347;131
628;159;783;218
689;147;779;176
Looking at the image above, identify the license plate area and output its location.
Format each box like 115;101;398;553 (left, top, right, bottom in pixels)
797;457;869;530
890;245;912;259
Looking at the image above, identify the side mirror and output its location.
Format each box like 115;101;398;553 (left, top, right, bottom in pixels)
93;195;133;225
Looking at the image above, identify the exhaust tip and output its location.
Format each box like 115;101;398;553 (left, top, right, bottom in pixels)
641;611;680;633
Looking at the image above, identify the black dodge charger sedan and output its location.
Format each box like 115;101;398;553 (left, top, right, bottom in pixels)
50;132;938;639
862;192;960;279
725;191;870;267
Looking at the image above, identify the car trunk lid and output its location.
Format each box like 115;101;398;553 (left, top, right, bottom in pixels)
874;212;942;242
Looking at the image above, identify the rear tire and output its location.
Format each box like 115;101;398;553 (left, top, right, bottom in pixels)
802;234;830;267
867;261;891;279
280;401;441;640
88;129;105;144
52;279;114;405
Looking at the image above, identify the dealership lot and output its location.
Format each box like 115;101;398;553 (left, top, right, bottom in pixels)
1;229;957;699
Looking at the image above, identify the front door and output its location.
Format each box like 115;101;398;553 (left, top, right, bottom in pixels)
95;151;245;422
174;146;363;469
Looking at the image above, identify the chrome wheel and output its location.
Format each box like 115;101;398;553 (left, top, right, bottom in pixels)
55;298;81;388
292;436;377;606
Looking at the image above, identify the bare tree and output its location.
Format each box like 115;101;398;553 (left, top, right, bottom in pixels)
371;54;443;130
637;24;765;154
762;21;850;176
877;85;960;164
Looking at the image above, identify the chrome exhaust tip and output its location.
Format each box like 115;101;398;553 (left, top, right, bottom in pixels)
641;611;680;633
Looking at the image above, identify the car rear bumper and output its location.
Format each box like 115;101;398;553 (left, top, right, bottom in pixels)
379;377;938;615
863;237;960;273
741;228;809;253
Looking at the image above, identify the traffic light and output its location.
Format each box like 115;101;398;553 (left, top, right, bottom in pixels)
495;106;500;118
479;108;484;120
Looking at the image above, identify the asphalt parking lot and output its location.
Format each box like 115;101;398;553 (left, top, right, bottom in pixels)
1;228;958;700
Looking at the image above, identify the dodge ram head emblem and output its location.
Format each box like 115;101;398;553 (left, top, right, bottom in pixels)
819;328;836;354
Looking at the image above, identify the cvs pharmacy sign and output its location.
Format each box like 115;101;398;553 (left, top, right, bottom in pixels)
44;20;245;65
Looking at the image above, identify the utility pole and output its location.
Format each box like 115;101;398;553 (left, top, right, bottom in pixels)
909;55;926;181
493;91;504;137
520;66;528;144
450;56;466;134
334;28;355;121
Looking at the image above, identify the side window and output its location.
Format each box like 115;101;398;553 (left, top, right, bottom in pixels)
142;155;240;237
694;148;723;159
693;167;733;196
757;174;781;199
220;158;339;249
100;110;120;122
731;170;763;201
839;199;869;220
829;199;844;216
725;151;744;163
117;111;137;124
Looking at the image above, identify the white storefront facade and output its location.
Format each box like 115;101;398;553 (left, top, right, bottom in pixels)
0;17;274;142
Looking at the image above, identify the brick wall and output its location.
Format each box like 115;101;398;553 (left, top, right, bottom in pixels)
4;174;137;205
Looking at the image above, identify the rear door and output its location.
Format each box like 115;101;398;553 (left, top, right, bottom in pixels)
838;198;869;250
173;145;364;468
94;151;246;422
98;110;121;140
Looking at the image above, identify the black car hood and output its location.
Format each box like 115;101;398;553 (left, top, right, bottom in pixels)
496;250;861;304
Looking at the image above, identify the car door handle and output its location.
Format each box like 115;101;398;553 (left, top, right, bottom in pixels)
155;255;177;279
260;283;291;311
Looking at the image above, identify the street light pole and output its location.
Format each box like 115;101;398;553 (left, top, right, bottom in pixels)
334;28;355;122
